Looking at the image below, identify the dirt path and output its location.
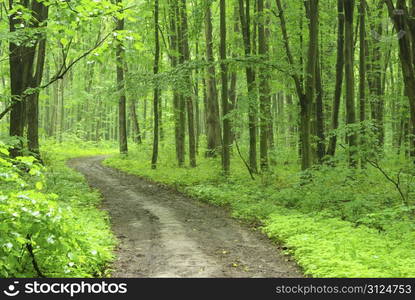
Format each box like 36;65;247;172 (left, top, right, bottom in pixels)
69;156;302;278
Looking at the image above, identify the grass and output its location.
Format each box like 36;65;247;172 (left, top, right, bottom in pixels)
104;142;415;278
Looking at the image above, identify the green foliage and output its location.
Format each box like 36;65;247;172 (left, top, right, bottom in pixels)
263;213;415;277
0;141;115;277
105;144;415;278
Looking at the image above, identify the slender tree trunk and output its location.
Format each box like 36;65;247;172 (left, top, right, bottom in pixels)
229;2;240;145
327;0;344;157
315;47;325;162
239;0;258;173
152;0;160;168
301;0;319;170
204;3;222;157
344;0;358;167
276;0;316;170
129;99;142;144
367;2;385;150
179;0;196;167
27;39;47;157
172;0;186;166
58;74;64;143
26;4;48;158
159;53;164;142
220;0;231;174
143;97;147;140
359;0;366;166
258;0;271;171
44;62;51;136
167;0;183;165
116;0;128;154
194;42;201;154
385;0;415;157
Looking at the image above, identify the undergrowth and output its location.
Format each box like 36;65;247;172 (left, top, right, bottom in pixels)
0;139;116;277
104;142;415;278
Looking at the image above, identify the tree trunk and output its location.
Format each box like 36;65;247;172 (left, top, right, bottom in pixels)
8;28;24;157
8;0;47;157
204;3;222;157
327;0;344;157
229;3;240;145
220;0;231;174
194;42;201;154
116;0;128;155
301;0;319;170
315;47;325;162
129;99;142;144
167;0;184;165
258;0;271;171
239;0;258;173
359;0;366;167
179;0;196;168
366;2;386;150
344;0;358;167
27;3;48;158
58;73;64;143
152;0;160;168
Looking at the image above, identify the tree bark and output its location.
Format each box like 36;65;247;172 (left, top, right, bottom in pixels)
152;0;160;168
344;0;358;167
258;0;271;171
129;99;142;144
204;3;222;157
116;0;128;155
220;0;231;174
239;0;258;173
167;0;185;166
276;0;317;170
367;1;385;150
179;0;196;168
302;0;319;170
359;0;366;166
327;0;345;157
315;47;325;162
27;3;49;158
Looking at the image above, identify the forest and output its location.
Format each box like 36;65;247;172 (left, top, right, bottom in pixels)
1;0;415;278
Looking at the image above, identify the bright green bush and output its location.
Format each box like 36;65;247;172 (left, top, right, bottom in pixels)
0;141;115;277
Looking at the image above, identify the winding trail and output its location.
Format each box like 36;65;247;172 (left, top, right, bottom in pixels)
69;156;302;278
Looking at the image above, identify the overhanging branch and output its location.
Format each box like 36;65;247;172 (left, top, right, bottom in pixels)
0;30;113;121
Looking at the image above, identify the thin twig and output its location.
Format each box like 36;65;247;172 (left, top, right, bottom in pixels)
235;138;255;180
339;143;408;205
0;30;114;121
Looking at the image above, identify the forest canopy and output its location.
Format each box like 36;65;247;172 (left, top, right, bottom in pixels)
0;0;414;171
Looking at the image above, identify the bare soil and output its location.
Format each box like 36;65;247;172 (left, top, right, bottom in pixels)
68;156;302;278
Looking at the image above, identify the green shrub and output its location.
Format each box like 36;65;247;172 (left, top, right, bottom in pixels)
0;141;115;277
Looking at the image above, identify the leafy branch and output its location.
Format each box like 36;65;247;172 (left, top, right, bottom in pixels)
0;30;113;121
